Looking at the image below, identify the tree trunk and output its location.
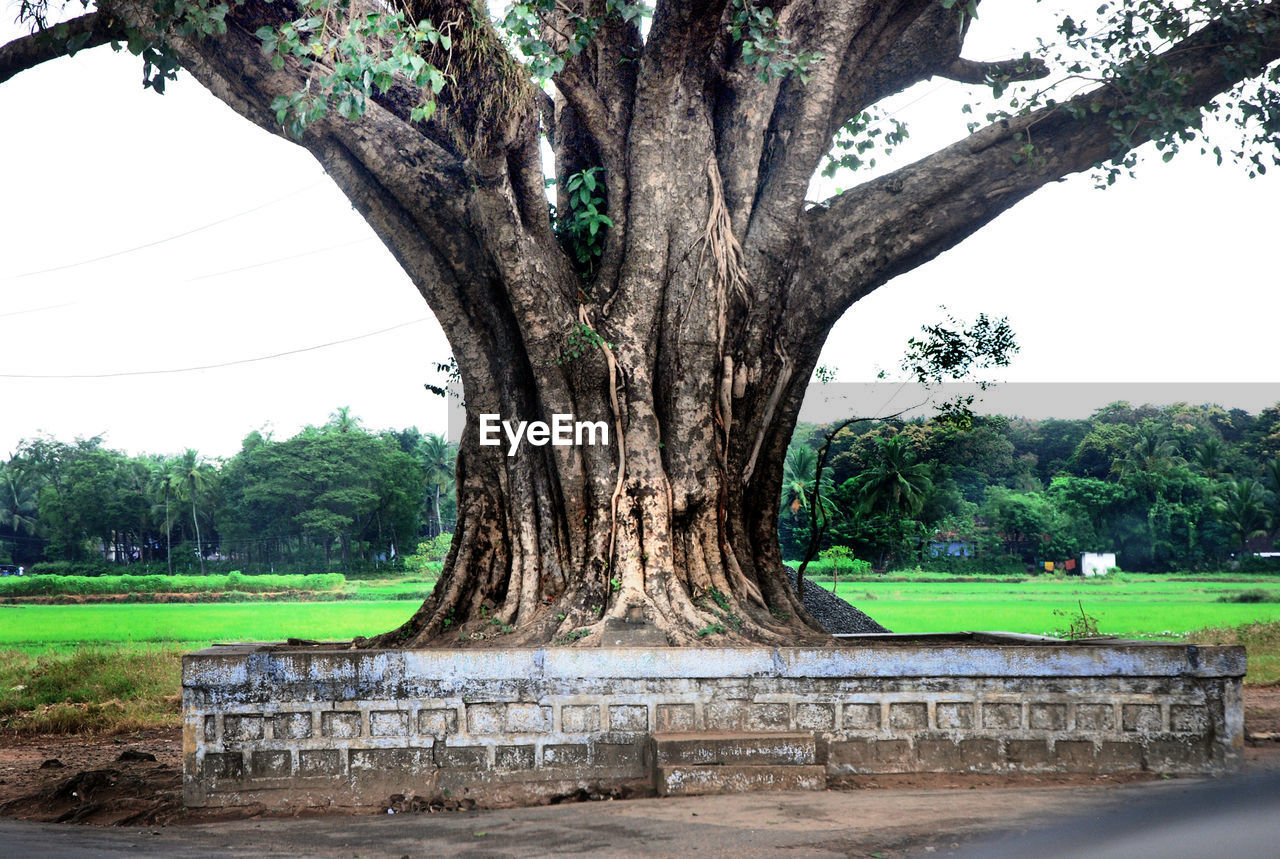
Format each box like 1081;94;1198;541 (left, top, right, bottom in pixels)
434;484;443;539
191;494;206;576
165;498;172;576
370;352;833;648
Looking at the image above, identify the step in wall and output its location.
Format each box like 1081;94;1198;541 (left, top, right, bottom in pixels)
656;764;827;797
652;732;816;767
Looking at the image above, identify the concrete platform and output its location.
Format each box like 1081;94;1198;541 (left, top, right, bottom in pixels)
182;634;1246;807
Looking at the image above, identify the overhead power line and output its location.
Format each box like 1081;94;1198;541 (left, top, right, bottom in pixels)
0;317;432;379
0;239;385;323
0;302;75;319
13;183;322;279
187;237;377;282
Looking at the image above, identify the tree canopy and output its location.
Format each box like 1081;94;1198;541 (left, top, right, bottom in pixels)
0;421;456;573
780;400;1280;572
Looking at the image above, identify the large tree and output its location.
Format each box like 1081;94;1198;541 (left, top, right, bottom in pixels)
4;1;1278;645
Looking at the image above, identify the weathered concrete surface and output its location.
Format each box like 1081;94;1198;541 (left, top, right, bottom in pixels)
652;731;822;796
652;732;816;766
655;764;828;796
183;636;1245;808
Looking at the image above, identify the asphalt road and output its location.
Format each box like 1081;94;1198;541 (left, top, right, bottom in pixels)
4;772;1279;858
959;770;1280;858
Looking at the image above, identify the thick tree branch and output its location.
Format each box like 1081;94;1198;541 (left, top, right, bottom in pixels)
744;0;930;278
545;2;639;165
0;13;124;85
644;0;730;88
796;3;1280;346
723;0;930;419
554;68;624;166
942;55;1048;86
824;3;962;141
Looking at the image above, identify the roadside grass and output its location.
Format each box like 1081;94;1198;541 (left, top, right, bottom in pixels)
0;645;184;735
1185;621;1280;686
0;599;420;734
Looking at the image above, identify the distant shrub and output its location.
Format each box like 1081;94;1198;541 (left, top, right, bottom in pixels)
817;546;872;580
0;572;345;597
404;536;451;575
27;561;115;577
794;557;873;581
913;556;1028;576
1217;589;1280;604
1239;556;1280;574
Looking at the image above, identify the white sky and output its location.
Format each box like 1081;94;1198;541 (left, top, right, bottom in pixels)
1;1;1278;460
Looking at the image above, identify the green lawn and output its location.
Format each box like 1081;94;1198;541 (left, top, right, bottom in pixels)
0;601;418;646
3;573;1277;646
346;579;437;599
825;574;1280;639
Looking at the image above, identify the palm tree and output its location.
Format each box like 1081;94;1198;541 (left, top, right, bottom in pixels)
780;445;837;522
1193;437;1226;481
328;406;362;434
1117;431;1181;494
0;462;40;538
417;434;456;537
847;434;933;518
173;450;212;575
1216;478;1271;555
148;457;179;574
1265;457;1280;536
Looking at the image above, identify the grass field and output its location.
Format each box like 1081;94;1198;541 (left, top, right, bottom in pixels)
2;573;1278;646
822;573;1280;639
2;572;1277;735
0;601;418;646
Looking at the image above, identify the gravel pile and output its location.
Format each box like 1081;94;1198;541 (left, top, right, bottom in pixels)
786;569;889;634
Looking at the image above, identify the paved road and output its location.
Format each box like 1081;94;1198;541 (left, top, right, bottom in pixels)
959;770;1280;858
5;774;1277;858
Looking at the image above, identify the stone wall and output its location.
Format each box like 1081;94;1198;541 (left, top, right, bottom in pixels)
183;636;1245;807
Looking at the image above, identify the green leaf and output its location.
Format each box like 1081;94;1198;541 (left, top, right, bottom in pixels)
410;101;437;123
65;31;92;53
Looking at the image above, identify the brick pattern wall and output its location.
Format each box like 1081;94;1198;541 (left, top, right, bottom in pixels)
183;643;1244;807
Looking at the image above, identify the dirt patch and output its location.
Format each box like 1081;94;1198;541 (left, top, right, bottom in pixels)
0;729;184;825
2;687;1278;829
1246;685;1280;739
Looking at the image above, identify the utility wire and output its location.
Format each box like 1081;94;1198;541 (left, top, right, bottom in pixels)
12;183;322;279
187;237;377;282
0;317;432;379
0;301;75;319
0;239;385;322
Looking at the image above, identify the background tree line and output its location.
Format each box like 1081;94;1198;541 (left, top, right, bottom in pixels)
0;409;458;574
780;401;1280;573
6;399;1279;577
